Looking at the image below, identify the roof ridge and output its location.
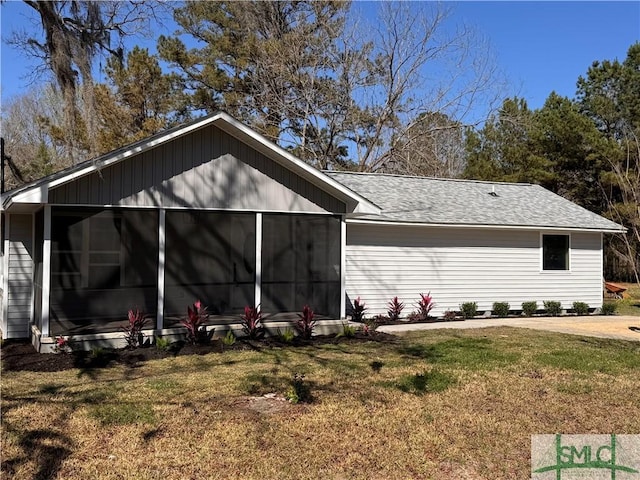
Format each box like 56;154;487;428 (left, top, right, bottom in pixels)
323;170;533;187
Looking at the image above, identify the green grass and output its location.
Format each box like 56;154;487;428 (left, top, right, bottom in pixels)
2;327;640;480
392;369;457;395
606;282;640;316
89;403;156;426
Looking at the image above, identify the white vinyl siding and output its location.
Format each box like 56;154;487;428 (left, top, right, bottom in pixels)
5;214;34;338
345;224;603;317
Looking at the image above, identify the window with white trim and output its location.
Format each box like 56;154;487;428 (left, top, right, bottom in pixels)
542;234;569;271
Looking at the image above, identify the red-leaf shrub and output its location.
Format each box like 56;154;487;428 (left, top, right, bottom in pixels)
387;296;404;321
411;292;435;322
296;305;316;339
122;309;148;348
241;305;264;339
181;300;209;344
351;297;367;323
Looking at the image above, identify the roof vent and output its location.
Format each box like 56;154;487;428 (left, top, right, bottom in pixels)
488;185;499;197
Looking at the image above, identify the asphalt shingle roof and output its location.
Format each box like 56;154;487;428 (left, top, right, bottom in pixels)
325;172;624;232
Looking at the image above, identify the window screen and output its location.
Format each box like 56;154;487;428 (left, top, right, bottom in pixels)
50;208;158;334
164;211;255;325
262;214;340;318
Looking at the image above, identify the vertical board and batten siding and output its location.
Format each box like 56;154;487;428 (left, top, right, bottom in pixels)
49;125;346;214
345;224;603;316
5;214;33;338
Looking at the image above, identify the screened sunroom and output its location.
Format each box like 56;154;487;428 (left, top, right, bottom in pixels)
1;113;378;349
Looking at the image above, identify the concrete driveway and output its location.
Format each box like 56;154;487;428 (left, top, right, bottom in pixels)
377;315;640;342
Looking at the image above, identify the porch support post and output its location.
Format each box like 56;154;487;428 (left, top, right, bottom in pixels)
156;208;166;331
2;214;10;335
340;216;346;319
41;206;51;337
254;213;262;309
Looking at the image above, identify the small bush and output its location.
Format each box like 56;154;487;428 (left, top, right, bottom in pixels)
371;314;390;324
122;309;148;349
572;301;589;316
522;301;538;317
222;329;237;346
415;292;435;321
155;336;171;352
387;296;404;321
295;305;316;339
241;305;264;339
543;300;562;316
52;336;72;354
336;323;357;338
601;302;617;315
181;300;209;344
350;297;367;322
276;327;295;343
460;302;478;319
285;373;311;404
361;318;379;336
492;302;510;318
442;310;458;321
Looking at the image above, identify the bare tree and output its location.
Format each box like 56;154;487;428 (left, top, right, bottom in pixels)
338;2;503;172
601;131;640;284
9;1;166;162
0;86;68;189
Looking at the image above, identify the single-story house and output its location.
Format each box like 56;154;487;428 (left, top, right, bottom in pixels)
0;112;625;351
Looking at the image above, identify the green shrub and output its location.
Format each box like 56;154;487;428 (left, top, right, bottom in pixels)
492;302;510;318
521;301;538;317
459;302;478;319
222;329;237;346
543;300;562;316
276;327;295;343
285;373;311;404
572;301;589;316
601;302;617;315
336;323;357;338
155;336;171;352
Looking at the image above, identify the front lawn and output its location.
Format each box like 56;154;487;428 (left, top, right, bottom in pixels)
2;327;639;479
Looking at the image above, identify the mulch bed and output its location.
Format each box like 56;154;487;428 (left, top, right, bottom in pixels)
0;332;397;373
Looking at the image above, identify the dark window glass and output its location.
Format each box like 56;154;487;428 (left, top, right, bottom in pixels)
164;211;255;325
542;235;569;270
50;208;158;334
262;214;340;318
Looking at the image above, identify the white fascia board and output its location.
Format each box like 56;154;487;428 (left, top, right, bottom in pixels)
213;114;381;216
345;218;627;234
5;115;225;209
9;185;48;205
